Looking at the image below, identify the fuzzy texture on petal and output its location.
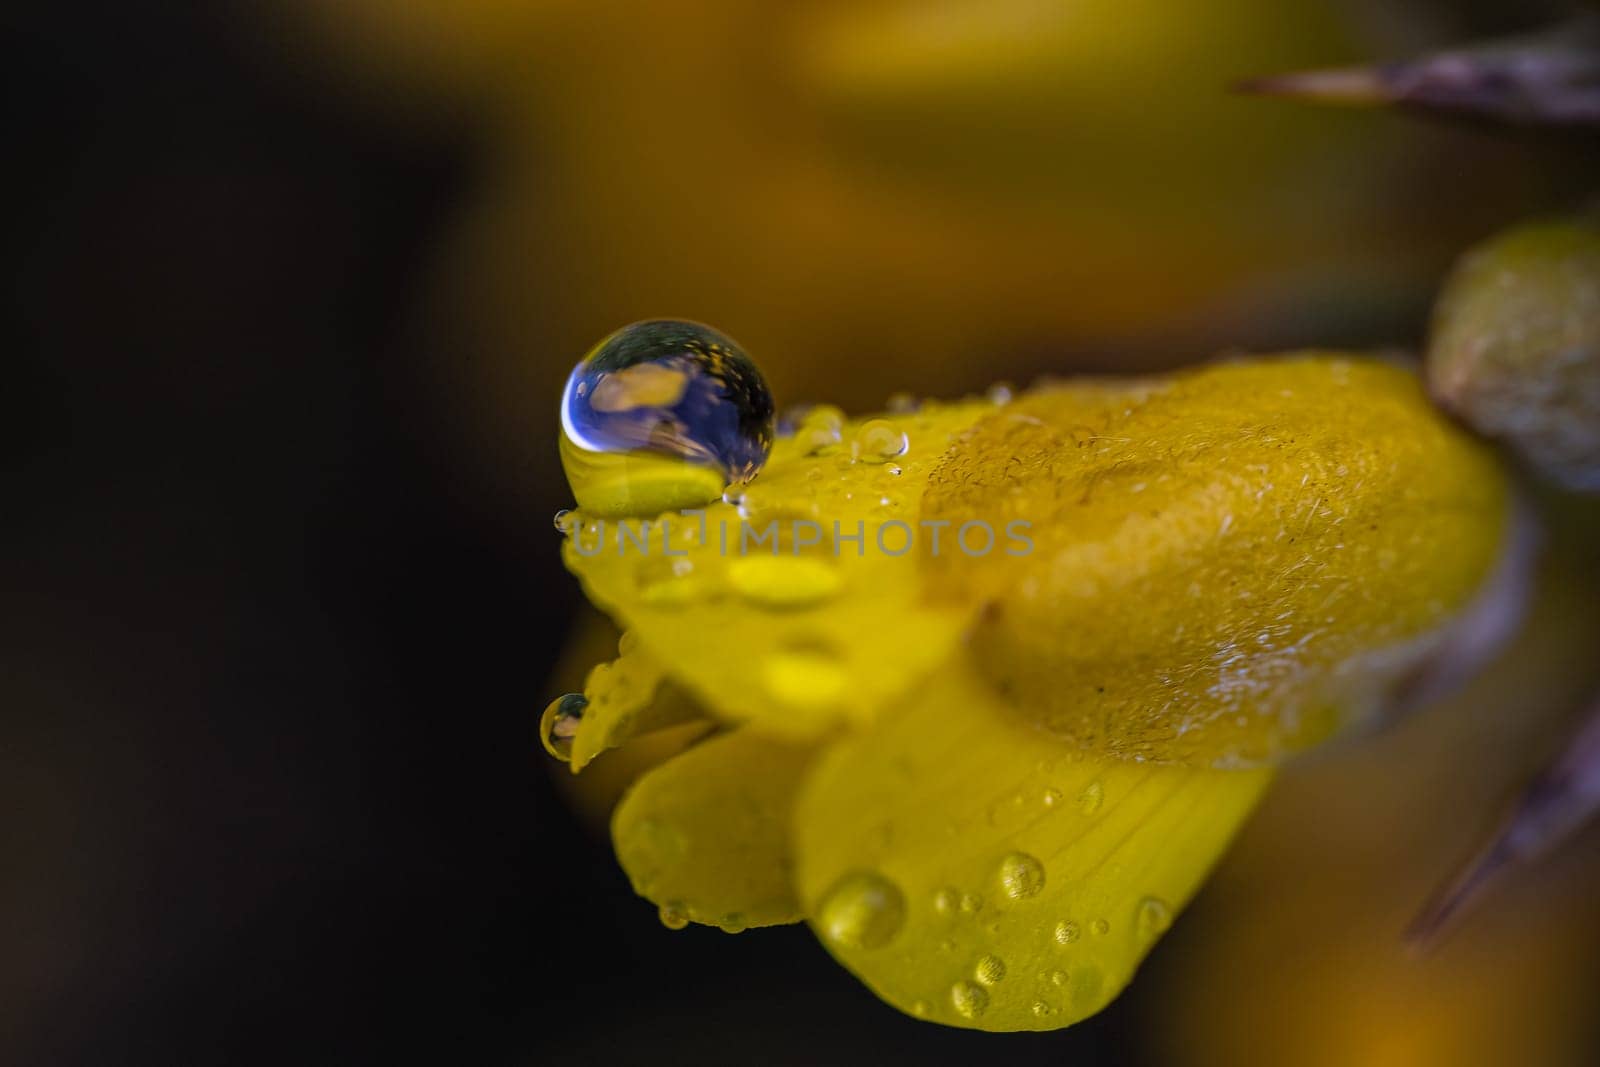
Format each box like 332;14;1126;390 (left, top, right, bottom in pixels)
920;356;1512;766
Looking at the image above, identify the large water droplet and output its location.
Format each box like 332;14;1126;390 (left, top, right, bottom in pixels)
998;852;1046;900
539;693;587;761
817;870;906;950
559;321;774;516
950;980;989;1019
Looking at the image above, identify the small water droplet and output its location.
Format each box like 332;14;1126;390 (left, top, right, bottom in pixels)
958;892;983;917
796;405;845;454
987;381;1015;406
817;870;906;950
718;913;747;934
851;419;909;464
552;508;575;534
998;852;1046;900
950;980;989;1019
721;485;746;507
658;901;689;930
539;693;587;761
974;954;1006;985
1091;918;1110;936
1042;788;1062;808
933;887;960;916
1136;896;1172;941
1031;999;1055;1018
1077;780;1104;815
1053;920;1080;946
911;999;931;1017
1048;969;1069;987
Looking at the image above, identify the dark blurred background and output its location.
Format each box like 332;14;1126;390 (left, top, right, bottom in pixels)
5;2;1599;1064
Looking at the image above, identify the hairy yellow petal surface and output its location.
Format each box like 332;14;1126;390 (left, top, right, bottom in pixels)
613;728;817;932
920;356;1512;766
794;655;1271;1031
562;399;995;739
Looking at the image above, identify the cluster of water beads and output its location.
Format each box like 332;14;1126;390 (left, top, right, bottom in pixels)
812;838;1165;1024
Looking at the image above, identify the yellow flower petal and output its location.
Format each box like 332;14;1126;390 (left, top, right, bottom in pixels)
794;654;1271;1031
613;728;817;932
921;356;1512;766
562;399;996;739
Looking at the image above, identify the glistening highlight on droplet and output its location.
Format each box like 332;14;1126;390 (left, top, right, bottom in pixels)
559;320;776;517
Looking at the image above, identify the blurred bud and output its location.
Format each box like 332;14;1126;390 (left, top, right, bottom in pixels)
1427;217;1600;492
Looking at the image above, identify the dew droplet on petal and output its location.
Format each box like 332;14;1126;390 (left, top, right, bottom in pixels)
950;980;989;1019
795;405;845;454
998;852;1046;900
1136;896;1172;941
851;418;909;463
974;954;1006;985
1053;920;1080;946
658;901;689;930
539;693;587;761
817;870;907;951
